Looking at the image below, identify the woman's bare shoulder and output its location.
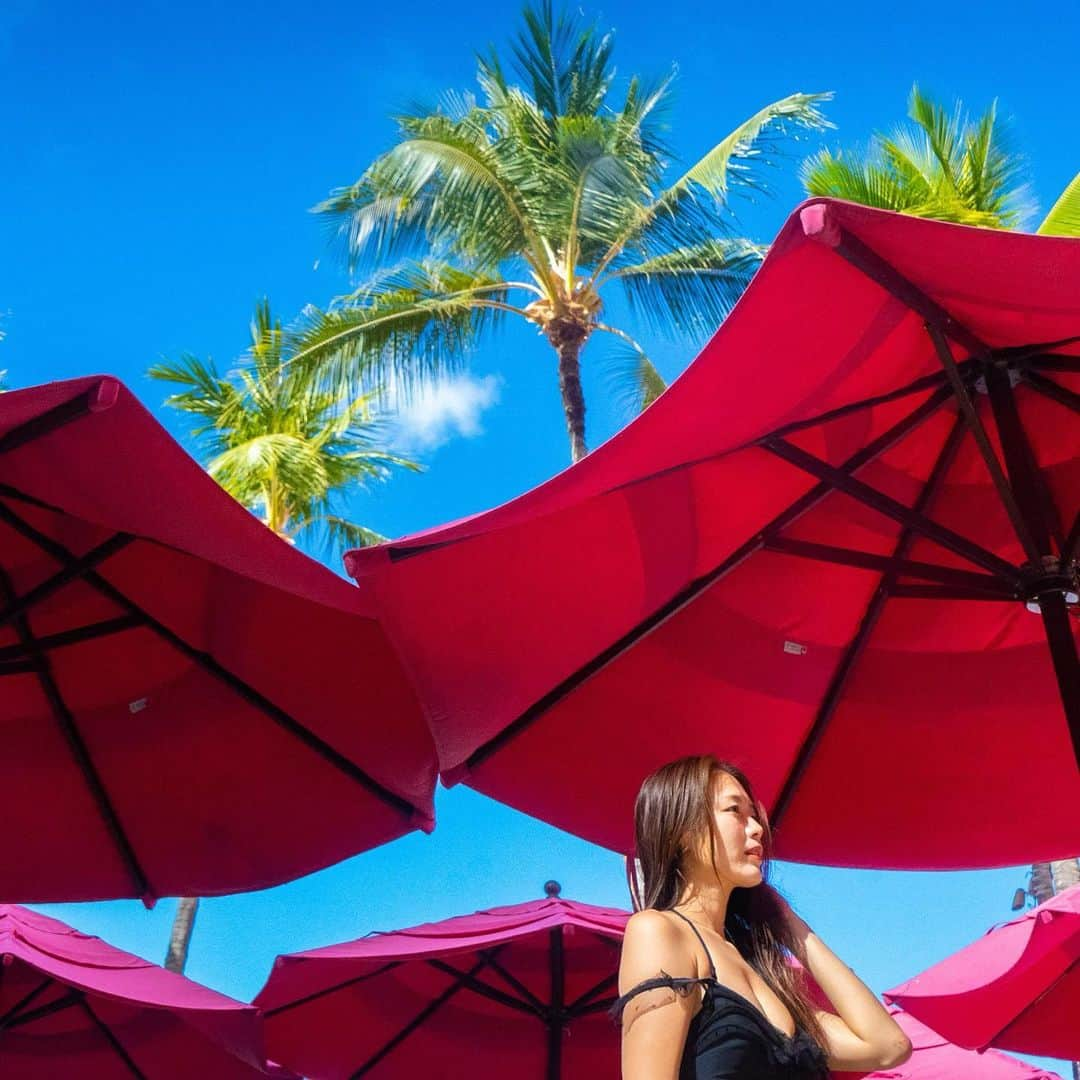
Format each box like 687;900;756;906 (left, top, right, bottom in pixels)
621;909;696;981
624;908;681;943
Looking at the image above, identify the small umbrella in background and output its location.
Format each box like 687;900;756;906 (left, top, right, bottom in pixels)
0;904;293;1078
255;882;626;1079
345;198;1079;870
0;376;436;902
885;884;1080;1062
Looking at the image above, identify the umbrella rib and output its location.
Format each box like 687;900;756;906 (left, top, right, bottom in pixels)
984;365;1065;555
0;658;38;675
0;383;110;456
0;614;144;663
926;324;1044;564
461;386;954;778
1023;370;1080;416
771;414;968;830
804;218;988;354
425;957;542;1017
0;565;152;899
762;537;1016;595
3;987;83;1029
78;997;150;1080
261;962;402;1017
1066;511;1080;565
565;971;618;1016
0;530;137;632
0;500;422;824
762;437;1021;582
888;584;1018;602
757;366;955;443
0;977;54;1031
1027;355;1080;373
349;953;498;1078
484;954;548;1013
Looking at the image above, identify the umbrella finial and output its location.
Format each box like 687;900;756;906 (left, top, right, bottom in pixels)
800;203;841;248
543;880;562;898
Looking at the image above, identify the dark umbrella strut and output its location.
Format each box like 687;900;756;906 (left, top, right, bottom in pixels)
345;198;1079;870
0;377;436;903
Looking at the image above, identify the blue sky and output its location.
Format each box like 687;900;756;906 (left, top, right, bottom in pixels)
4;1;1076;1074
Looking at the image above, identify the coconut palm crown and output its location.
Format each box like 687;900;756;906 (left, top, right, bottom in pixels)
803;85;1080;235
295;1;831;461
150;298;416;552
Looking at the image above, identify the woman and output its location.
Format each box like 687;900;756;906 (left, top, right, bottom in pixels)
615;755;912;1079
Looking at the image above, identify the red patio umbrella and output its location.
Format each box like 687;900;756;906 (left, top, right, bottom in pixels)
0;376;435;902
255;884;627;1079
884;884;1080;1061
0;904;291;1078
345;198;1080;869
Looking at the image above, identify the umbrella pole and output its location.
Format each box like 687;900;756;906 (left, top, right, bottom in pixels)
982;364;1080;764
802;209;1080;768
547;926;565;1080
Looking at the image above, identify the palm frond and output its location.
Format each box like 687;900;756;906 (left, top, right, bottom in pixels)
1037;172;1080;235
152;299;414;547
596;323;667;417
589;92;831;284
501;0;615;120
287;261;522;404
610;238;762;340
802;149;913;211
805;86;1031;231
656;92;832;205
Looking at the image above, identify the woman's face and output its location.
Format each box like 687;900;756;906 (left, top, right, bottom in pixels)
686;770;766;889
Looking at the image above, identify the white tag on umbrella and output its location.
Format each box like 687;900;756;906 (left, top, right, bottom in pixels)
783;641;807;656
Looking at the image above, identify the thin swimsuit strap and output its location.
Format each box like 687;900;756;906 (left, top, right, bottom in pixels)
668;909;718;980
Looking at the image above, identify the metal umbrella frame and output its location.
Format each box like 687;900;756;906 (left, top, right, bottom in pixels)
0;377;436;902
345;198;1079;868
257;885;626;1080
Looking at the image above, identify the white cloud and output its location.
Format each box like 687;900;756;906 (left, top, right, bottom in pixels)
389;374;502;451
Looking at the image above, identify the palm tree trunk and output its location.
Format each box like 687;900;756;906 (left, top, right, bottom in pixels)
555;337;588;463
164;896;200;973
1029;858;1079;1080
1029;858;1080;904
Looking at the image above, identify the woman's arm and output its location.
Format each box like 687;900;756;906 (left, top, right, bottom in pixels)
772;891;912;1071
618;910;698;1080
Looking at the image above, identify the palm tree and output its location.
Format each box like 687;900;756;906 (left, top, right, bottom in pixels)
802;85;1080;235
149;299;417;973
803;89;1080;997
150;299;416;550
294;1;830;462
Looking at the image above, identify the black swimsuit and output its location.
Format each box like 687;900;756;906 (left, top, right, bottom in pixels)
613;911;829;1079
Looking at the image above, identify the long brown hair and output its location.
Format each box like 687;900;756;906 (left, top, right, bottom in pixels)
630;754;825;1047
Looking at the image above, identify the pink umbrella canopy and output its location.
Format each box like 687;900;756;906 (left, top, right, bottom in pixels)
0;376;436;902
0;904;291;1078
884;884;1080;1061
255;888;628;1079
838;1008;1061;1079
345;198;1080;870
